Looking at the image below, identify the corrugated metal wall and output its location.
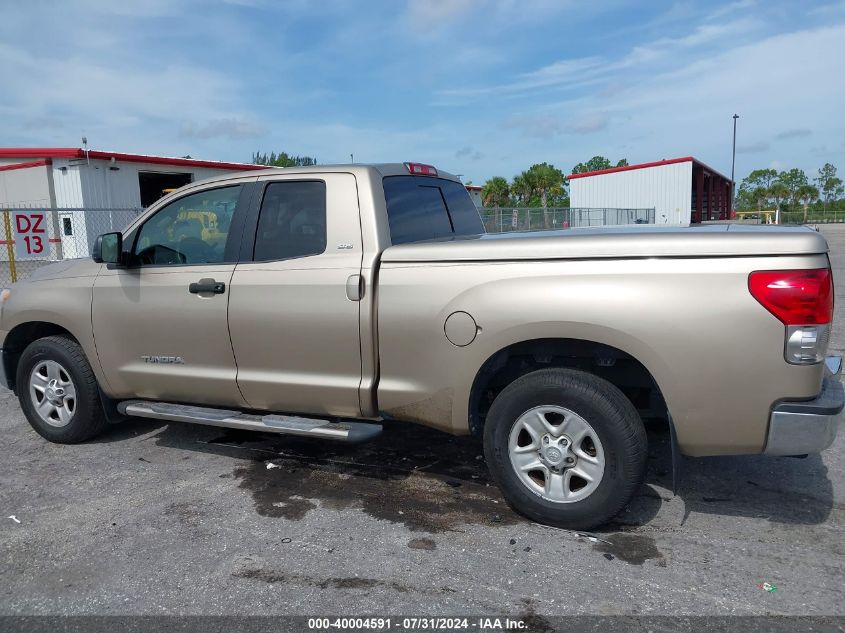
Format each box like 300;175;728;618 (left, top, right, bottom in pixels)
0;165;52;207
49;158;247;256
570;161;693;224
76;160;237;209
52;161;85;207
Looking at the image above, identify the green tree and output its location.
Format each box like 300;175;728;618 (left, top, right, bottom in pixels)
769;181;790;212
777;168;809;207
481;177;510;209
738;168;778;211
525;162;565;228
816;163;844;213
571;156;628;174
751;187;770;212
796;184;819;222
252;151;317;167
511;172;537;208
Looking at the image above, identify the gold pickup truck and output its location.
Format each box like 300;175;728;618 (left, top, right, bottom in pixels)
0;163;841;529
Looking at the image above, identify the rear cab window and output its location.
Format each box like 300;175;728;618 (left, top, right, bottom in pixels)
383;176;483;245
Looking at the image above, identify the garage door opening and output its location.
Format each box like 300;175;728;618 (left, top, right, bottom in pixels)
138;172;193;207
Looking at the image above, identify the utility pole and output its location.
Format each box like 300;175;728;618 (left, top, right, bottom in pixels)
350;153;354;164
731;114;739;211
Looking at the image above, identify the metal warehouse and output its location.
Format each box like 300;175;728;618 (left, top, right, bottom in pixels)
568;156;733;225
0;147;264;266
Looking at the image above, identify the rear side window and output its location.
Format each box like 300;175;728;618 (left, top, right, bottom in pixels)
383;176;483;245
253;181;327;261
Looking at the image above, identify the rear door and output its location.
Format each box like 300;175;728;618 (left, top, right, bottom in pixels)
227;172;364;418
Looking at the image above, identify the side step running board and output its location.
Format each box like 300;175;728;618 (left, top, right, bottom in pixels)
117;400;382;443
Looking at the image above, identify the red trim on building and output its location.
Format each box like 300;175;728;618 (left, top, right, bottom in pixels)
0;159;52;172
567;157;694;180
567;155;732;183
0;148;265;171
465;185;482;191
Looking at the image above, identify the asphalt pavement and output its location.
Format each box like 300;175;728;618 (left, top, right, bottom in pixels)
1;225;844;619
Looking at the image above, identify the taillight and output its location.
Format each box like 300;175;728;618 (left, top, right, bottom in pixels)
748;268;833;325
405;162;438;176
749;268;834;365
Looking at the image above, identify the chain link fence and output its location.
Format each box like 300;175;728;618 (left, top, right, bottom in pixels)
480;207;655;233
1;208;141;287
732;209;845;225
2;205;657;287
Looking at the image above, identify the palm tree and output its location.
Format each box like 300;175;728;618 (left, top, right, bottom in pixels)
796;184;820;223
752;186;769;213
769;182;789;213
526;163;565;228
511;172;536;208
481;177;510;209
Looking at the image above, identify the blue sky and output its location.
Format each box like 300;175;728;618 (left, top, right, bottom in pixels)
1;0;844;184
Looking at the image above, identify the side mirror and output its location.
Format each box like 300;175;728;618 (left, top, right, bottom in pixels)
92;232;123;264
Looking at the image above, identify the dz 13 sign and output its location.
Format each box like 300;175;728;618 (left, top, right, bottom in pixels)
13;211;48;260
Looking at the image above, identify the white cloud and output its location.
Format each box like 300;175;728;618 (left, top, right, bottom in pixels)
437;16;758;103
775;129;812;140
0;0;842;186
438;57;604;99
737;141;770;153
809;0;845;16
180;118;267;140
503;114;564;139
569;112;610;135
455;146;482;160
406;0;478;32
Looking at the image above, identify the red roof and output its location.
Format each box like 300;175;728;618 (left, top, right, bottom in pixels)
567;156;731;182
567;157;693;179
0;148;266;171
0;159;52;172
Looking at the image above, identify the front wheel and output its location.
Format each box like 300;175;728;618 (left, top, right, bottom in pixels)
484;368;647;529
16;335;108;443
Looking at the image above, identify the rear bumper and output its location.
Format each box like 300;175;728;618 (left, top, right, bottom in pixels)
764;355;843;455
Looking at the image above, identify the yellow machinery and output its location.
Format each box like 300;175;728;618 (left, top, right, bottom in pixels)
161;188;228;244
735;210;776;224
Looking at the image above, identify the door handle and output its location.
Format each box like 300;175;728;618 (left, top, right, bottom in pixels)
189;279;226;295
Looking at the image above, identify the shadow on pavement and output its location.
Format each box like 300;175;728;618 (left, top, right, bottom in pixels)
93;414;832;530
641;422;834;526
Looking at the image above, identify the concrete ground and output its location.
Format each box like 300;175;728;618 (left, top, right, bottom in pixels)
1;226;844;619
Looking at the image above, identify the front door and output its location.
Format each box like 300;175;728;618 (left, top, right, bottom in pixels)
227;173;364;418
92;182;253;406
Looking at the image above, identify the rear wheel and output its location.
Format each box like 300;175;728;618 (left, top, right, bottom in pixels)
483;368;647;529
16;335;108;443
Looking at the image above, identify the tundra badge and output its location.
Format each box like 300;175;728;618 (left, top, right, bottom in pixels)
141;356;185;364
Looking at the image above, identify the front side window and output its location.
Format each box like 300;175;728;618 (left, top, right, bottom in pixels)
133;185;241;265
253;181;327;261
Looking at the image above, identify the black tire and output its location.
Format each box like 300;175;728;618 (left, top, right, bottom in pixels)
16;335;108;444
484;368;647;530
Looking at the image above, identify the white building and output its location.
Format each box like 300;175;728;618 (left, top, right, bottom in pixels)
465;184;483;208
0;147;264;260
568;156;733;225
